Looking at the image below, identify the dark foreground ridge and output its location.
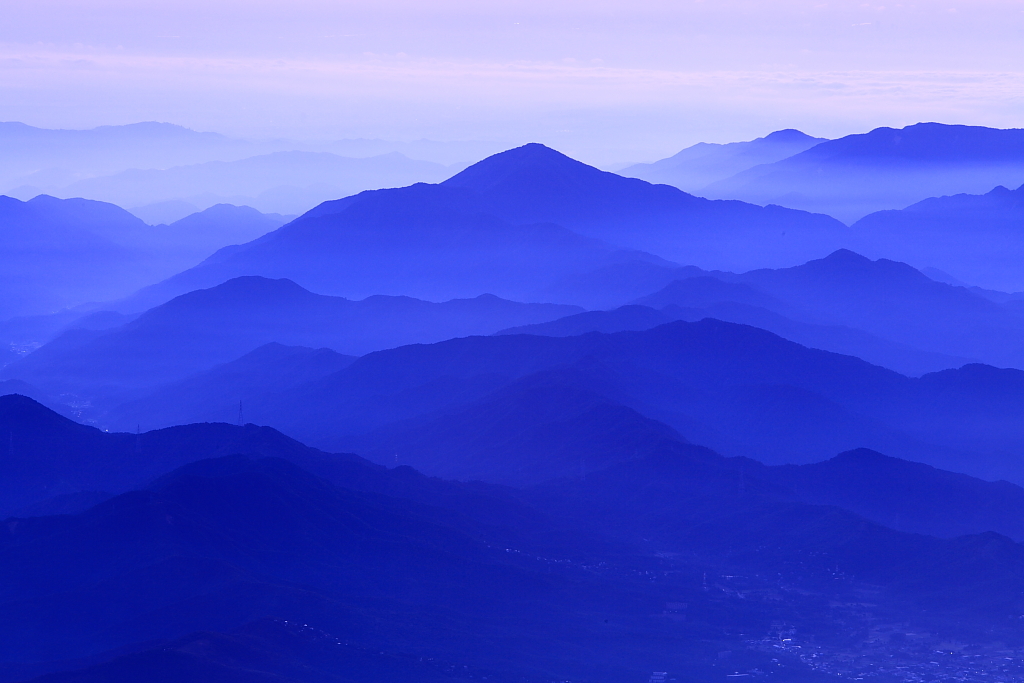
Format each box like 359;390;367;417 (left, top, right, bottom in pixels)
4;396;1024;681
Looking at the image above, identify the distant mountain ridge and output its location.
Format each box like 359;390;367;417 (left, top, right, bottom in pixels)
850;182;1024;291
0;121;498;192
0;196;291;319
498;302;969;377
701;123;1024;222
623;250;1024;371
620;129;826;192
45;150;457;216
2;276;581;404
0;195;147;319
506;248;1024;375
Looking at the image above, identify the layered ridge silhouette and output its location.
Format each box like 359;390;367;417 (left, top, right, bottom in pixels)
850;182;1024;291
0;196;288;319
91;316;1024;484
2;276;580;407
620;129;826;192
701;123;1024;222
5;396;1024;681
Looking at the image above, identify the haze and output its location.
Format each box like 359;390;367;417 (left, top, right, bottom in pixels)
3;0;1023;163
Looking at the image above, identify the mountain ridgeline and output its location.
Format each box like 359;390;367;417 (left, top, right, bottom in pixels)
699;122;1024;222
0;276;580;406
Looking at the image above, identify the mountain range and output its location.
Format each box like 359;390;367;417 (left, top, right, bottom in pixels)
1;276;580;405
89;314;1024;485
620;129;826;192
13;246;1024;482
39;151;457;216
509;249;1024;375
498;302;968;377
699;123;1024;223
849;182;1024;291
681;250;1024;370
0;121;497;194
0;196;290;319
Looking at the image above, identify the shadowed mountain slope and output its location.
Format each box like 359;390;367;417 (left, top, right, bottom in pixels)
0;394;542;532
767;448;1024;540
9;395;1024;682
702;123;1024;222
0;393;340;516
21;619;490;683
7;403;1024;683
352;363;687;486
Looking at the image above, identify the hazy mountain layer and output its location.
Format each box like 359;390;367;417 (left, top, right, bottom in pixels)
621;250;1024;371
850;182;1024;291
509;249;1024;374
2;276;581;404
49;151;457;216
0;121;497;193
620;129;825;192
499;303;969;377
702;123;1024;223
0;195;150;319
0;196;290;319
111;317;1024;484
106;344;358;430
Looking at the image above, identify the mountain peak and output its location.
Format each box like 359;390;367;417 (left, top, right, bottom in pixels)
197;275;310;296
820;248;873;265
830;447;902;466
799;250;930;283
0;393;84;433
762;129;816;143
442;143;597;191
147;276;318;318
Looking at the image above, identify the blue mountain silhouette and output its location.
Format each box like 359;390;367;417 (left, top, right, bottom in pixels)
703;123;1024;222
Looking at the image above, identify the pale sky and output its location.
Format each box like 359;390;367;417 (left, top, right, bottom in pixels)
2;0;1023;164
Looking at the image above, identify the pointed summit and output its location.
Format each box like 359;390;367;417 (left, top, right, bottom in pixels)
439;142;707;230
785;249;930;286
443;143;594;191
818;248;874;266
761;129;818;144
